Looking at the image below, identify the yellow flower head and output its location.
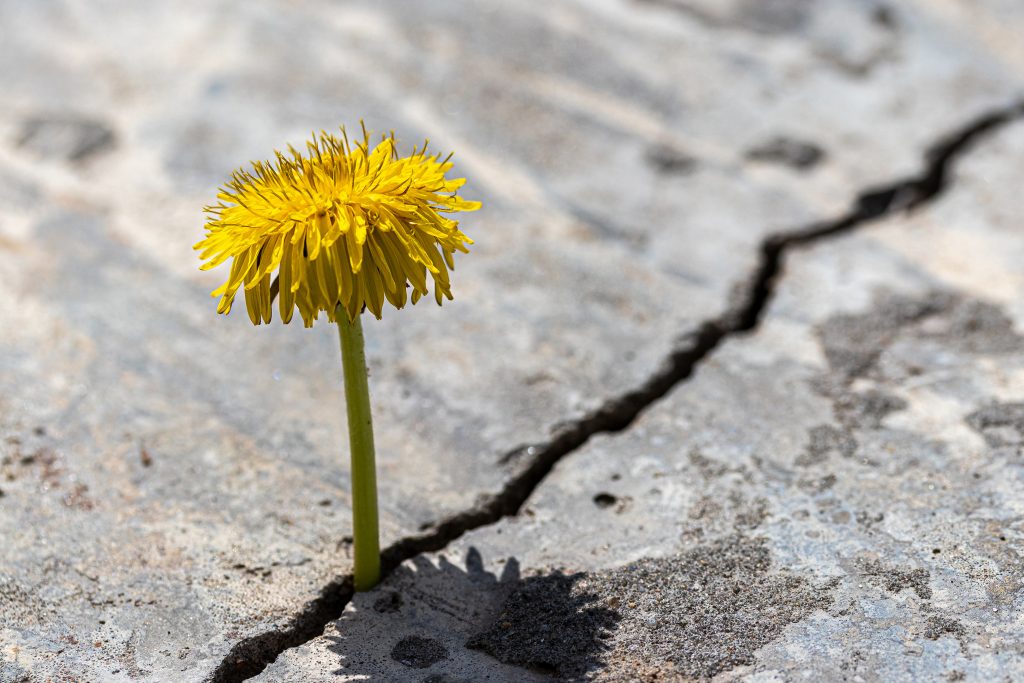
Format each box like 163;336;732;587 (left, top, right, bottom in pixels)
195;126;480;326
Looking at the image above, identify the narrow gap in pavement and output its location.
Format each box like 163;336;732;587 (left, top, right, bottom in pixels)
210;99;1024;683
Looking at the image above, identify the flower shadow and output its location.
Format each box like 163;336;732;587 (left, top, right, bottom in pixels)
321;547;619;681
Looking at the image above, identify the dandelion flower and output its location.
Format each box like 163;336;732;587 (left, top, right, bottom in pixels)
197;125;481;591
195;125;480;326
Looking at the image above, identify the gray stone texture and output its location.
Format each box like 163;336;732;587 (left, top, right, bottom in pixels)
0;0;1023;681
258;106;1024;679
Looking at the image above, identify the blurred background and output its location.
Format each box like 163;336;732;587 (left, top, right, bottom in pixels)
1;1;1023;681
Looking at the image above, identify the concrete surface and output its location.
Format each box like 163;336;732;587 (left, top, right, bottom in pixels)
258;106;1024;681
0;0;1023;681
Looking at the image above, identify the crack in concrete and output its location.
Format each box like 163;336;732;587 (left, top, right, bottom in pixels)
208;99;1024;683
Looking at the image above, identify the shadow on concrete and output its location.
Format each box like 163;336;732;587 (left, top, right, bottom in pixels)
322;547;619;681
465;559;620;679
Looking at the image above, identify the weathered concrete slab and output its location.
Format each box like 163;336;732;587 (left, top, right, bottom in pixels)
258;118;1024;679
1;0;1023;680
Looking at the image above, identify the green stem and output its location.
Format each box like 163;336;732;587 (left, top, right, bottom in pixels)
336;311;381;591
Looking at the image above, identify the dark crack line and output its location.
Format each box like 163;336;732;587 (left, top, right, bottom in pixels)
209;99;1024;683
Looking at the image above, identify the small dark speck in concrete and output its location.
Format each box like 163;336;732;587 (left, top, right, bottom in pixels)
16;114;116;162
834;389;908;429
471;536;835;681
799;424;857;465
745;136;825;170
860;558;932;599
872;5;897;29
923;616;967;641
966;402;1024;449
645;144;699;174
390;636;449;669
593;492;618;509
856;510;885;528
374;590;403;614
